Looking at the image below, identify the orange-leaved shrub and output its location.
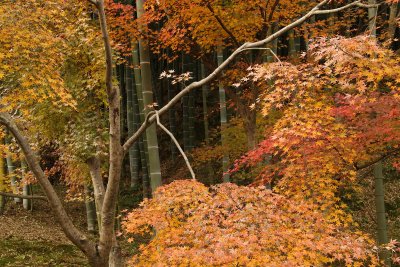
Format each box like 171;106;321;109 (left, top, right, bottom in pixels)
123;180;377;266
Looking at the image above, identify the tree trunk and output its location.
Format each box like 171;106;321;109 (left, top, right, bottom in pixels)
368;0;377;37
125;58;140;189
5;136;21;203
182;54;191;152
244;115;257;150
0;148;6;214
188;90;195;151
217;48;230;183
388;2;399;42
84;184;97;233
374;161;391;266
87;155;104;232
132;43;151;198
21;159;31;210
168;62;177;162
136;0;162;194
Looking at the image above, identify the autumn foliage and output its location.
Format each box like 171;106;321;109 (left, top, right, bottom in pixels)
123;180;377;266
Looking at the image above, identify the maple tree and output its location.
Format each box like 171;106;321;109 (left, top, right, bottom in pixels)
123;180;378;266
0;0;398;266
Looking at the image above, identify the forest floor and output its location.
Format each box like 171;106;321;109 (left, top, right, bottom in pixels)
0;159;191;267
0;189;89;267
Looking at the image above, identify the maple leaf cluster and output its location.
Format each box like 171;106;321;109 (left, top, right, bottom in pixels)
123;180;377;266
231;36;400;203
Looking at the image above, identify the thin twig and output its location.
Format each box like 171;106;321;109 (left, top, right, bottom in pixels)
206;3;240;48
152;111;196;180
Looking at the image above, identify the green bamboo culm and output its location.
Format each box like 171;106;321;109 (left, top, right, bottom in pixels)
5;136;20;203
201;63;214;183
368;1;390;265
136;0;162;194
125;58;140;189
188;59;196;150
132;43;151;197
288;29;296;58
21;159;31;210
373;161;391;266
167;59;177;161
217;48;230;183
388;2;399;42
182;54;191;152
0;148;6;214
118;64;127;142
201;63;210;142
84;184;97;233
188;90;195;151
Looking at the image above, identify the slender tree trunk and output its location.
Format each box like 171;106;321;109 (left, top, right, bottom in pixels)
188;90;195;151
217;48;230;182
201;63;210;142
0;148;6;214
136;0;162;194
5;137;21;203
168;62;177;161
118;64;127;142
305;16;315;49
125;58;140;189
388;2;399;42
288;29;297;57
87;155;104;232
374;161;391;266
84;184;97;233
201;63;214;182
182;54;191;152
368;0;377;37
132;43;150;197
95;0;124;264
21;159;31;210
368;3;390;264
188;60;196;150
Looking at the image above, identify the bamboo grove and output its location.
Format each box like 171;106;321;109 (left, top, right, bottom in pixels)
0;0;399;266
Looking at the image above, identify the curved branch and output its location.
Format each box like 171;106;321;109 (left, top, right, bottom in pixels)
206;3;240;48
153;111;196;180
0;112;96;257
268;0;280;22
313;1;379;15
354;149;400;170
0;191;47;201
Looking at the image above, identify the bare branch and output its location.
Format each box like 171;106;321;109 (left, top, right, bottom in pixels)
354;149;400;170
206;3;240;48
122;0;374;154
314;1;379;15
0;191;47;201
152;111;196;180
268;0;280;22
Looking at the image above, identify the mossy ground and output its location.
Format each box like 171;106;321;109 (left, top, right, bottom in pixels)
0;239;88;266
0;186;89;267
